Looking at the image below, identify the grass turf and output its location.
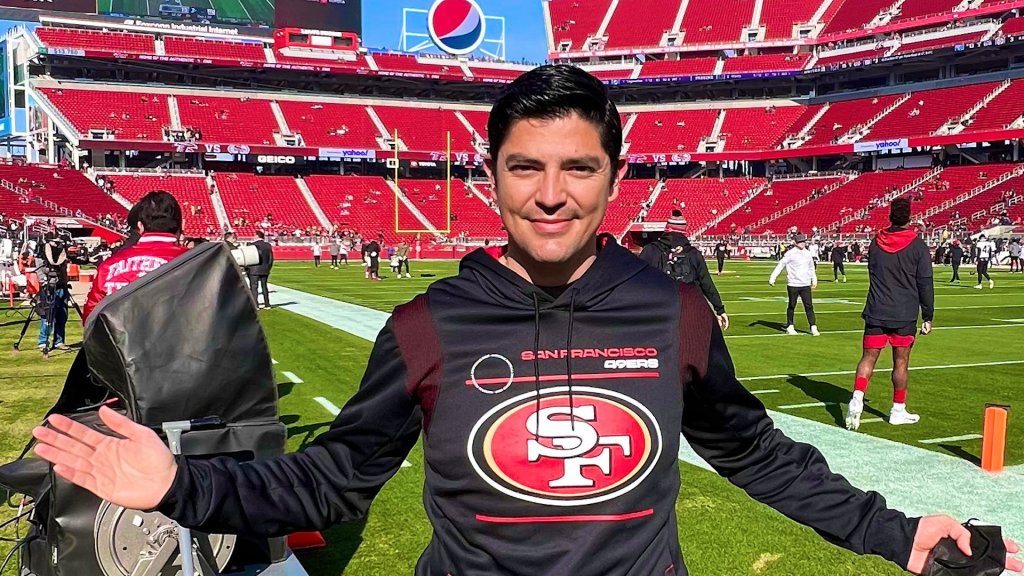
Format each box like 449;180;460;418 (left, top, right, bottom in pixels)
1;258;1021;575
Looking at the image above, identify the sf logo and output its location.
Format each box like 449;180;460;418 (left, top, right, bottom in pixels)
526;405;631;489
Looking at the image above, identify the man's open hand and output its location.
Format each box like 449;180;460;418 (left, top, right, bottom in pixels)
32;406;177;511
908;515;1021;574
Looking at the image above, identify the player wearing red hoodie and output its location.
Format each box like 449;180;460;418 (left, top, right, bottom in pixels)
847;198;934;430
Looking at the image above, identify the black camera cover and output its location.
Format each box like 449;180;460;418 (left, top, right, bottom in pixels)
927;522;1007;576
83;241;279;426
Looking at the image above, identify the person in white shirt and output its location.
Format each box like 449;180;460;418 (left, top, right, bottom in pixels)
808;241;821;267
974;234;996;289
312;241;322;268
769;234;820;336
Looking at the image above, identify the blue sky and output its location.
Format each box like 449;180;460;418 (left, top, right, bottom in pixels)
360;0;549;63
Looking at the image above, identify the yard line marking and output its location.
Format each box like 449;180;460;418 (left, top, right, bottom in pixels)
739;359;1024;381
749;389;779;395
779;401;835;410
282;371;304;384
402;460;412;468
726;323;1024;339
919;434;983;445
859;418;885;424
314;396;340;416
272;358;279;365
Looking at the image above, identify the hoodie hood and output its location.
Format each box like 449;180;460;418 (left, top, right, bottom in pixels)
459;240;649;310
875;227;918;253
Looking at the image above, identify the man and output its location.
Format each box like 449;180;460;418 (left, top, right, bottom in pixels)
223;231;239;250
396;240;411;278
808;239;821;268
639;209;686;273
949;239;964;283
329;237;341;269
831;240;847;282
975;233;996;289
846;198;934;431
247;231;274;309
31;66;1019;576
364;237;381;280
667;235;728;330
312;241;322;268
769;234;819;336
36;233;71;353
713;239;729;276
83;191;187;321
1009;238;1021;273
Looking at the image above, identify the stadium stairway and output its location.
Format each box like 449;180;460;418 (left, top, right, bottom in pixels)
386;179;442;237
295;177;333;230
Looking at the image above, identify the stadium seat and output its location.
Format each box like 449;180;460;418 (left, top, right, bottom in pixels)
638;57;719;78
602;179;655;235
304;174;412;245
819;0;892;36
163;37;267;62
708;176;841;234
721;53;810;74
372;53;456;77
373;106;476;153
680;0;757;44
650;177;767;232
215;174;320;237
963;80;1024;133
548;0;613;51
893;31;987;55
760;0;822;40
603;0;679;48
107;174;218;237
0;164;125;222
178;96;280;144
627;109;719;154
35;27;156;54
277;101;382;149
719;106;807;150
865;82;997;140
39;87;171;141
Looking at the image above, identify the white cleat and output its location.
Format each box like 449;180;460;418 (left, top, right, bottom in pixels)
889;408;921;426
974;284;983;290
846;396;863;431
989;280;995;289
810;325;821;336
786;325;798;336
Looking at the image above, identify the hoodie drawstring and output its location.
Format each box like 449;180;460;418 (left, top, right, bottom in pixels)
566;289;577;430
532;293;542;441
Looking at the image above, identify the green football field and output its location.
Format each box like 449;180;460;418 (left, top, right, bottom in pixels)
98;0;274;27
1;258;1022;575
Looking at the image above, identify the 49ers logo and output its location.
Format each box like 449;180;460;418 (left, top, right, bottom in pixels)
467;387;662;506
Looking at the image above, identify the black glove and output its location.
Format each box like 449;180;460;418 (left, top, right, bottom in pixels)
927;521;1006;576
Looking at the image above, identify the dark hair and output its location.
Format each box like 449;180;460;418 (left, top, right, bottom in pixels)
488;65;622;173
135;191;182;234
889;197;912;227
256;230;265;239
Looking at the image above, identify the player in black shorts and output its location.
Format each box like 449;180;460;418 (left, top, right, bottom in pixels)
847;198;934;430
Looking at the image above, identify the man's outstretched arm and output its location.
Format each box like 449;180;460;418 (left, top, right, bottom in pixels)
678;299;1018;573
34;317;421;538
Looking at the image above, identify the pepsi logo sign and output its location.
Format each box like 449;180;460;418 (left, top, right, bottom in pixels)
428;0;487;56
467;386;662;506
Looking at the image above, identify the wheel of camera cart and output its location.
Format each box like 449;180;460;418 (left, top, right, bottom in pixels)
94;501;236;576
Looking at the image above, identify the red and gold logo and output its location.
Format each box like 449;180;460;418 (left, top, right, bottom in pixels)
467;387;662;506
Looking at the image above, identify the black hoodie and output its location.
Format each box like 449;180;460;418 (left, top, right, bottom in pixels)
158;243;918;575
865;227;935;326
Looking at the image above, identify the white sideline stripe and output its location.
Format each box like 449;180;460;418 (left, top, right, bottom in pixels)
779;401;835;410
749;389;779;395
726;323;1024;339
282;371;304;384
314;396;341;416
738;359;1024;381
919;434;984;445
727;304;1024;316
1008;464;1024;476
279;285;1024;540
860;418;885;424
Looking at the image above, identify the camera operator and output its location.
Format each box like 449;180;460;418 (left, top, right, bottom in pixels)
247;230;273;309
36;231;72;352
83;191;187;322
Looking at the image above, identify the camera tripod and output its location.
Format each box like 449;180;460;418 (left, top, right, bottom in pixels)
12;283;84;356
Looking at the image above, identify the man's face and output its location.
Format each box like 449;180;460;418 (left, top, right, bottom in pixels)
485;113;626;265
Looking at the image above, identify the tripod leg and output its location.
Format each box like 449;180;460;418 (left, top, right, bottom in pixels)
13;307;37;351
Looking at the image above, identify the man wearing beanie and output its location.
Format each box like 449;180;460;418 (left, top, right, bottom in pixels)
638;209;687;273
847;197;934;431
769;234;819;336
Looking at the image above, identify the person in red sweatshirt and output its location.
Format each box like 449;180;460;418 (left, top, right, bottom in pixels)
82;191;188;321
847;198;934;431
